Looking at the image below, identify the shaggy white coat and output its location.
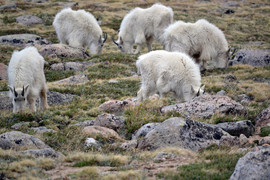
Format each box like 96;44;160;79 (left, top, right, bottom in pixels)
115;3;173;54
8;46;48;113
164;19;229;70
53;8;104;54
136;50;204;102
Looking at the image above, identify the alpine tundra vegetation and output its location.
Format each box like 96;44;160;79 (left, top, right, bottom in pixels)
0;0;269;180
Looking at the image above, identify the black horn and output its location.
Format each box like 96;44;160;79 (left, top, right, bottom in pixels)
111;36;119;46
14;87;18;97
103;32;107;43
22;85;24;96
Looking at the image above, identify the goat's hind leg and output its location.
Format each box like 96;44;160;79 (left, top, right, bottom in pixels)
40;88;49;110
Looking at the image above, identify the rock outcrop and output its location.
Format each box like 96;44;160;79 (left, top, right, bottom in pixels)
137;117;232;151
161;94;247;119
216;120;254;137
230;146;270;180
39;44;90;59
0;34;51;47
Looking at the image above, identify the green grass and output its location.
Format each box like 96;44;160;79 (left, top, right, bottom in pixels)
259;126;270;137
157;145;244;180
45;69;75;82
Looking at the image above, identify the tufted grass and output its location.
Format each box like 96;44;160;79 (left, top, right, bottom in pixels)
156;145;244;180
0;0;269;179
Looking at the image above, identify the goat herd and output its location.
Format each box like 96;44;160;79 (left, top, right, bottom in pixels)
7;3;231;113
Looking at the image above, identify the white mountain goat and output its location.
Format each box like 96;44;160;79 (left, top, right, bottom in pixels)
112;3;173;54
53;8;107;55
136;50;205;102
8;46;48;113
164;19;229;70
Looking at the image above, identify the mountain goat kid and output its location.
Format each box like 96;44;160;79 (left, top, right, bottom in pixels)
136;50;205;102
113;3;173;54
8;46;48;113
164;19;229;70
53;8;107;55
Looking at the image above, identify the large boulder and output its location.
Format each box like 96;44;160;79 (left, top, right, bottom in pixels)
161;94;247;119
215;120;255;137
0;34;51;47
93;113;126;131
229;49;270;67
255;106;270;133
0;131;49;150
19;147;62;158
0;63;8;81
39;44;90;59
230;146;270;180
137;117;232;151
53;74;89;85
82;126;123;140
132;123;160;140
16;15;44;26
50;62;93;71
99;98;136;114
0;91;75;111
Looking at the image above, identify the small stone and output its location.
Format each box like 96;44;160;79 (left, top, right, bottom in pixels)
216;90;226;96
11;122;30;130
120;140;137;150
31;127;56;134
132;123;160;140
153;152;177;162
99;99;136;114
16;15;44;26
108;80;119;84
0;63;8;81
84;138;101;149
54;74;89;85
82;126;123;140
239;134;249;147
50;63;64;71
19;148;62;158
93;113;126;131
70;120;94;128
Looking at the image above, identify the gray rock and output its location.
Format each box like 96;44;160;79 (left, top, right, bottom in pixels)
230;146;270;180
84;138;101;150
237;94;250;105
0;91;75;111
0;34;51;47
54;74;89;85
93;113;126;131
50;63;64;71
120;140;137;150
161;94;247;119
215;120;254;137
229;49;270;67
259;137;270;146
24;0;49;3
108;80;119;84
0;131;49;150
0;91;11;110
219;135;240;147
16;15;43;26
31;126;56;134
39;44;90;59
239;134;249;147
137;117;231;151
0;63;8;81
0;4;16;12
50;61;92;71
70;120;94;127
224;74;238;83
99;98;136;114
132;123;160;140
255;106;270;133
11;122;30;130
153;152;177;162
19;147;62;158
216;90;226;96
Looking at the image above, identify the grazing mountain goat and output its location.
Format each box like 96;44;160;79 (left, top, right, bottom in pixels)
164;19;229;70
8;47;48;113
136;50;205;102
53;8;107;55
112;3;173;54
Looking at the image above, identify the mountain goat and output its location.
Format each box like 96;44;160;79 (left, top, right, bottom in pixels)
112;3;173;54
164;19;229;70
53;8;107;55
8;46;48;113
136;50;205;102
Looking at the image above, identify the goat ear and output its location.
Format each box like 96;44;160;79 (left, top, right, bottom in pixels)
200;85;205;91
99;35;102;43
191;85;195;93
120;37;123;44
8;85;13;93
23;84;30;96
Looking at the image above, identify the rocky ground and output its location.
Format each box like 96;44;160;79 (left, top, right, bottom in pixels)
0;0;270;179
